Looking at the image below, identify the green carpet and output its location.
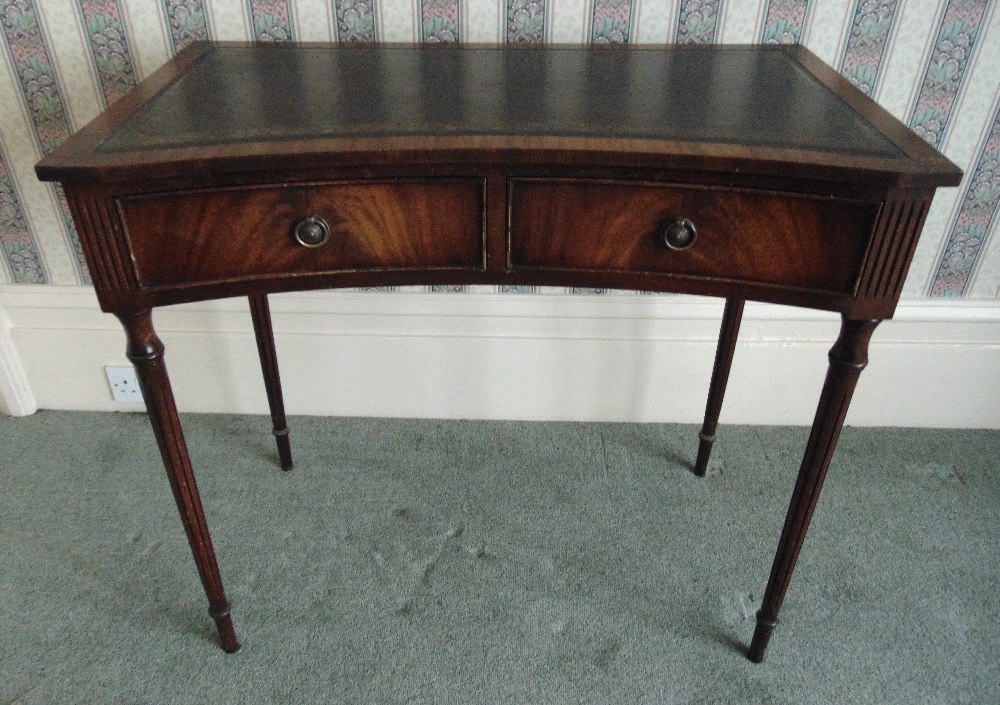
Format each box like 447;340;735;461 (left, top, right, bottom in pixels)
1;411;997;704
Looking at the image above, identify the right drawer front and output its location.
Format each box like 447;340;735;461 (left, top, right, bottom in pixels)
508;179;880;294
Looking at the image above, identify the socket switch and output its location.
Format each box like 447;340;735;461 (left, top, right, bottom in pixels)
105;365;144;403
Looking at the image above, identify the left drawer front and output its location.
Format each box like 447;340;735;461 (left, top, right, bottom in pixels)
119;179;486;289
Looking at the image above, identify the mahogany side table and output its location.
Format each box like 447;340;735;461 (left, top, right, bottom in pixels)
36;42;962;662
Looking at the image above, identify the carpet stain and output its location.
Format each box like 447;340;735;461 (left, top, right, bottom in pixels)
720;591;757;626
4;688;38;705
904;462;965;484
352;509;477;615
522;598;633;678
688;680;795;705
704;459;726;477
417;523;466;586
593;638;622;669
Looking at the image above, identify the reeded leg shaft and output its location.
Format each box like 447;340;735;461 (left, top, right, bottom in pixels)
747;316;880;663
695;298;744;476
249;294;293;471
117;309;240;653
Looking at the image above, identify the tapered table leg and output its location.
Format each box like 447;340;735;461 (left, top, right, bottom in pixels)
694;298;744;476
746;315;880;663
117;309;240;653
249;294;293;471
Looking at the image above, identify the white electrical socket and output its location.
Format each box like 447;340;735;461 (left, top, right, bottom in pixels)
105;365;144;403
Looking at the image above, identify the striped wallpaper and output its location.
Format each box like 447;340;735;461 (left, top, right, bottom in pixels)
1;0;998;298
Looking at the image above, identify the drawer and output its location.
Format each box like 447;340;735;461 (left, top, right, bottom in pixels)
508;179;880;294
119;179;485;289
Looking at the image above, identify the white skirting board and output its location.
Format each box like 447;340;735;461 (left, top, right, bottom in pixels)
1;285;998;428
0;302;37;416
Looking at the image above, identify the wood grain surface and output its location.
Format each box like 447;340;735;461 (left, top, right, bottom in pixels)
508;179;880;294
120;179;486;288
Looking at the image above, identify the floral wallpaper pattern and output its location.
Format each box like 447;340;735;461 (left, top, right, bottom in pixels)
838;0;900;97
507;0;545;42
760;0;809;43
1;0;88;283
907;0;988;150
592;0;635;43
930;100;1000;296
249;0;294;41
421;0;459;41
79;0;137;106
335;0;378;41
0;0;998;298
163;0;211;52
676;0;723;43
0;147;44;283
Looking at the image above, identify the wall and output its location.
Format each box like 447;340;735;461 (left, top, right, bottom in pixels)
1;0;999;424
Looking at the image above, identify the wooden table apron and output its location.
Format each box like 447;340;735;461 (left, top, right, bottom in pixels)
36;42;962;662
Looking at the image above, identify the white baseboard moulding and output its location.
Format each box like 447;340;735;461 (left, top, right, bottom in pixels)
0;301;37;416
1;285;998;428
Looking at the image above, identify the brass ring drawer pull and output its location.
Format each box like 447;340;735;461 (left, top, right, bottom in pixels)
658;216;697;251
293;215;330;248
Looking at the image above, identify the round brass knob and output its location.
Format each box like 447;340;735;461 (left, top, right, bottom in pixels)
292;215;330;248
658;216;697;251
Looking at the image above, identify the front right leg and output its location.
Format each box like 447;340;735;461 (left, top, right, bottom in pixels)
695;298;744;476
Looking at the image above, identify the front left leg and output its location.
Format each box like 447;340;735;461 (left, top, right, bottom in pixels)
747;315;880;663
117;309;240;653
